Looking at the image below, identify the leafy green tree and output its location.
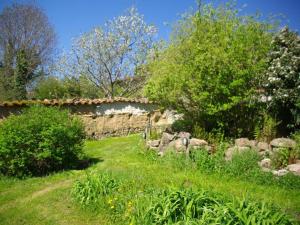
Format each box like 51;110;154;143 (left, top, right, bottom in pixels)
145;3;273;136
263;27;300;133
34;76;67;99
14;50;29;100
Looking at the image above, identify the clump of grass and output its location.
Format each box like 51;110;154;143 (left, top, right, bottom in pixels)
72;172;119;208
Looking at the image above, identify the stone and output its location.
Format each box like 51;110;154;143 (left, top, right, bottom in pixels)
225;147;236;161
235;138;252;147
147;140;160;148
189;138;208;147
178;132;191;139
270;138;296;149
259;158;272;169
272;169;288;176
257;142;269;152
159;132;176;152
249;140;257;149
287;163;300;176
160;132;175;145
158;151;164;157
172;139;186;152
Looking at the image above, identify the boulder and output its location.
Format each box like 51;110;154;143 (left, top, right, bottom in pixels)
189;138;208;147
178;132;191;139
287;163;300;176
159;132;176;152
270;138;296;149
147;140;160;148
249;140;257;149
235;138;252;147
259;158;271;169
172;139;186;152
272;169;288;176
257;142;269;152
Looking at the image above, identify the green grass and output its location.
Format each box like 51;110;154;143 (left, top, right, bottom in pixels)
0;135;299;224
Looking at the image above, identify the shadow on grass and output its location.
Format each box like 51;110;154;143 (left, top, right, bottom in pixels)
75;157;104;170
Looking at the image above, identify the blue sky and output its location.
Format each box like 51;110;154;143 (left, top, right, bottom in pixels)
1;0;300;52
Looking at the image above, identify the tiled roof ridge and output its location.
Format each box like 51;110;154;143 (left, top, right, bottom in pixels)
0;97;154;107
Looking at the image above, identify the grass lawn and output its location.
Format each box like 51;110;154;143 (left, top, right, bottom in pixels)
0;135;299;224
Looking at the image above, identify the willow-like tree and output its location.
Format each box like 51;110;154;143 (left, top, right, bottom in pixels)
58;7;157;98
145;3;273;136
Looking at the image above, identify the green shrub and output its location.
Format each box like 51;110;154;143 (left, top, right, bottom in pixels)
0;105;85;177
271;148;291;169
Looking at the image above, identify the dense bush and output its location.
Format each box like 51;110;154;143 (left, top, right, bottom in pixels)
0;105;85;177
145;3;273;137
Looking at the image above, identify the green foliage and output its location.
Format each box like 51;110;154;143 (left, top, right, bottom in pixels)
72;172;119;208
145;3;273;137
188;146;300;190
14;49;29;100
34;76;67;99
254;113;280;142
291;131;300;159
0;105;86;177
263;27;300;133
33;75;104;99
133;188;293;225
271;148;292;169
225;149;261;176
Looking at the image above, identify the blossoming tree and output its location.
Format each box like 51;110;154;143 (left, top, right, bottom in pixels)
58;7;157;98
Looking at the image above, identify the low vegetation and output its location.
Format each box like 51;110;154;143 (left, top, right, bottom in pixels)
0;135;299;224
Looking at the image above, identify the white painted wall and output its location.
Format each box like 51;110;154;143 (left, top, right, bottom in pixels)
96;102;156;115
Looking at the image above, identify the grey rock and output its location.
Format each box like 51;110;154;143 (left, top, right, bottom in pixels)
147;140;160;148
235;138;252;147
178;132;191;139
249;140;258;149
270;138;296;149
257;142;269;151
189;138;208;147
287;163;300;176
172;139;186;152
159;132;176;152
259;158;272;169
272;169;288;176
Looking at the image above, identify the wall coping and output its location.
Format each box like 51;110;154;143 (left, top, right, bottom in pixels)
0;98;154;107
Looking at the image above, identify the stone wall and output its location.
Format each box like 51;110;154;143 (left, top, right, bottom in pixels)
0;99;177;139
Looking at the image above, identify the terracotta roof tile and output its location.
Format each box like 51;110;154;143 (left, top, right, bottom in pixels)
0;98;154;107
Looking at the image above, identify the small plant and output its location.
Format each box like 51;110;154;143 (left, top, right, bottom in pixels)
72;172;119;208
149;128;161;140
254;113;280;142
